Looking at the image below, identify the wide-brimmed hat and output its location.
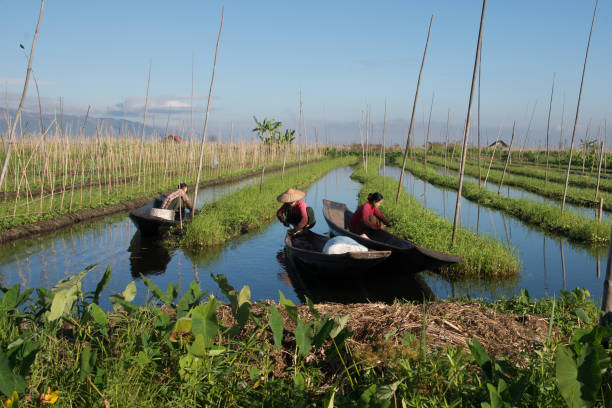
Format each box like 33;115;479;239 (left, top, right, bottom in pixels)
277;188;306;203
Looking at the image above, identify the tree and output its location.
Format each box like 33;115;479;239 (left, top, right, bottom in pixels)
252;116;282;144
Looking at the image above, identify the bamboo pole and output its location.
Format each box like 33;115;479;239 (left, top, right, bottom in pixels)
451;0;487;247
483;116;504;188
193;7;223;209
596;138;604;199
544;74;555;185
477;55;482;188
562;0;598;213
0;0;45;192
382;99;387;190
424;93;434;169
497;121;515;195
137;60;152;185
395;14;433;204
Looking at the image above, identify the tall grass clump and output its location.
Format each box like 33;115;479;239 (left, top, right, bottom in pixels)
181;157;354;247
352;159;520;278
388;153;611;244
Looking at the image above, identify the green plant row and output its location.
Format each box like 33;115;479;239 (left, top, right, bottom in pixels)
424;155;612;213
387;153;611;245
0;156;321;231
1;265;609;407
351;161;520;278
180;157;354;248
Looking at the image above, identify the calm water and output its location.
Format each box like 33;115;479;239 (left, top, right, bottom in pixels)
0;167;432;308
385;166;608;303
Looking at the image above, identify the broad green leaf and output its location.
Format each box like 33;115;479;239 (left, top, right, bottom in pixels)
92;265;112;305
87;303;108;328
574;308;591;325
305;296;319;319
207;346;226;356
295;320;313;357
0;349;26;397
211;274;238;312
47;283;80;322
165;283;178;304
469;338;493;380
121;281;137;302
188;334;207;358
556;345;596;408
313;318;335;348
485;382;510;408
330;315;350;338
293;372;305;390
173;317;192;334
142;276;167;304
376;379;403;401
0;285;21;311
269;306;284;348
191;298;218;348
278;291;297;322
79;345;97;382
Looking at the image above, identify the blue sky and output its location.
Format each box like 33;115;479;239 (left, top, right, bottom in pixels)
1;1;610;146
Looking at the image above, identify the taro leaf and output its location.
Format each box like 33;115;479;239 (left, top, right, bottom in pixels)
268;305;284;348
556;344;600;408
165;283;178;305
332;327;353;350
191;298;218;348
278;291;298;323
79;345;97;382
376;379;403;401
87;303;108;328
207;346;226;356
330;315;350;338
0;285;31;312
109;281;137;312
469;338;493;380
483;381;511;408
92;265;112;305
142;277;168;305
295;320;313;357
305;296;319;319
574;308;591;325
36;287;53;311
47;282;80;322
211;274;238;312
177;281;206;318
231;286;252;333
313;318;335;349
359;384;377;406
0;349;26;397
293;372;305;390
188;334;207;358
47;266;95;322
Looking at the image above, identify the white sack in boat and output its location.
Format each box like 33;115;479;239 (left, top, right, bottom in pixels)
322;236;368;254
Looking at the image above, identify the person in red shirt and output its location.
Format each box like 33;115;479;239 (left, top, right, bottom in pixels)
276;188;316;235
349;192;391;239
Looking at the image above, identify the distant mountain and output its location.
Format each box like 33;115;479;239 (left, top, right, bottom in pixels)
0;109;163;139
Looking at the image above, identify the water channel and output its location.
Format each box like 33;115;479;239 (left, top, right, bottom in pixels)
385;166;607;302
0;165;607;309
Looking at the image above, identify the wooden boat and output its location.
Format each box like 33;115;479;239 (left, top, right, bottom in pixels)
322;199;462;271
284;230;392;273
129;201;190;237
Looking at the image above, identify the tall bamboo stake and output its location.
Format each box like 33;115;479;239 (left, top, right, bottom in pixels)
0;0;45;191
137;60;152;184
193;7;223;209
395;14;433;203
451;0;487;246
382;99;387;190
562;0;598;213
483;116;504;187
424;93;434;168
596;137;604;199
477;54;482;188
498;121;515;194
545;74;555;185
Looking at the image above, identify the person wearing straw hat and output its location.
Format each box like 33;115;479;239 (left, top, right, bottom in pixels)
276;188;315;235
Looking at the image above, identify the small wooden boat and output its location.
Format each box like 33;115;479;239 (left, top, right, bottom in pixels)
284;230;392;273
322;199;462;271
129;201;190;237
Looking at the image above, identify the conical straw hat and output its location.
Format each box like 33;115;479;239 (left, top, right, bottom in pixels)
277;188;306;203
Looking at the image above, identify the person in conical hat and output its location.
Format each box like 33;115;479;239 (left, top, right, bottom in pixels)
276;188;316;234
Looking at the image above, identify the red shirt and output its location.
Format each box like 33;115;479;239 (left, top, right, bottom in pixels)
349;202;390;231
277;200;309;229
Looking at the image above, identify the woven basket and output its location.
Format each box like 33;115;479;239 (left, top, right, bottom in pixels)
150;208;175;221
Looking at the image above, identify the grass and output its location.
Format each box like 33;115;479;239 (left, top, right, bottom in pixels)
180;157;354;248
1;265;609;407
387;152;611;245
424;154;612;212
351;159;520;278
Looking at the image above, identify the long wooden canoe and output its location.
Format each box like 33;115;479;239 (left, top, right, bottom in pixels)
322;199;462;271
129;201;188;237
284;230;392;274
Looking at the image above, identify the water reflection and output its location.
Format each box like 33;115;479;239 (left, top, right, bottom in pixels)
281;249;435;304
128;232;172;278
